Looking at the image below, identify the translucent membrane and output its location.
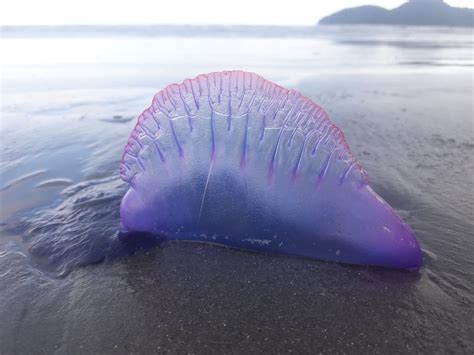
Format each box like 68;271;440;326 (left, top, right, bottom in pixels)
120;71;422;270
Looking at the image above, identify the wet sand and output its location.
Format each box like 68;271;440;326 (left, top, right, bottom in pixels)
1;26;473;353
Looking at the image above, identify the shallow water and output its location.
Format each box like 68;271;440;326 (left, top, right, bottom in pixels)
0;25;473;353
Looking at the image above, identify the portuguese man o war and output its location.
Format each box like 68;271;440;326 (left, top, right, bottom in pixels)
120;71;422;270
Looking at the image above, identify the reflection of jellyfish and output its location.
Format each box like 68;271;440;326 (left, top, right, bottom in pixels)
120;71;422;270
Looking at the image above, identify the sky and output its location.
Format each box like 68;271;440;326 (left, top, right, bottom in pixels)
0;0;472;26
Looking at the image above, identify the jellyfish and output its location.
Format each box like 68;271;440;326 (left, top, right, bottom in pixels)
119;71;422;270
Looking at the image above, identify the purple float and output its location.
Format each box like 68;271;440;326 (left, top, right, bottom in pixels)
120;70;422;270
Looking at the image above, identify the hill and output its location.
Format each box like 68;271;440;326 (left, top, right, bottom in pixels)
319;0;474;27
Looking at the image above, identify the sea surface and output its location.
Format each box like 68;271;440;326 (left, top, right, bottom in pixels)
0;25;473;353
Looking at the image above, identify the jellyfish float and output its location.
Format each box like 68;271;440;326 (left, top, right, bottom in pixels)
120;71;422;270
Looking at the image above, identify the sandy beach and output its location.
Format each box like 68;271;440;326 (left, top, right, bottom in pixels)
1;25;473;353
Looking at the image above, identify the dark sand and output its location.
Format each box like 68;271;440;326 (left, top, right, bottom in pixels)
1;26;473;353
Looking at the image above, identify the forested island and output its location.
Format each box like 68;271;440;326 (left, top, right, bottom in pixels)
319;0;473;27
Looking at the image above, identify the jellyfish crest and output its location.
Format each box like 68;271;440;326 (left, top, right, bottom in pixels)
120;70;422;270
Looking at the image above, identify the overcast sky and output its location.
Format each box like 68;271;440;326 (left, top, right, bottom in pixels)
0;0;472;26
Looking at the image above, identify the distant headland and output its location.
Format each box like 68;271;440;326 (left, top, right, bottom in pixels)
319;0;473;27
